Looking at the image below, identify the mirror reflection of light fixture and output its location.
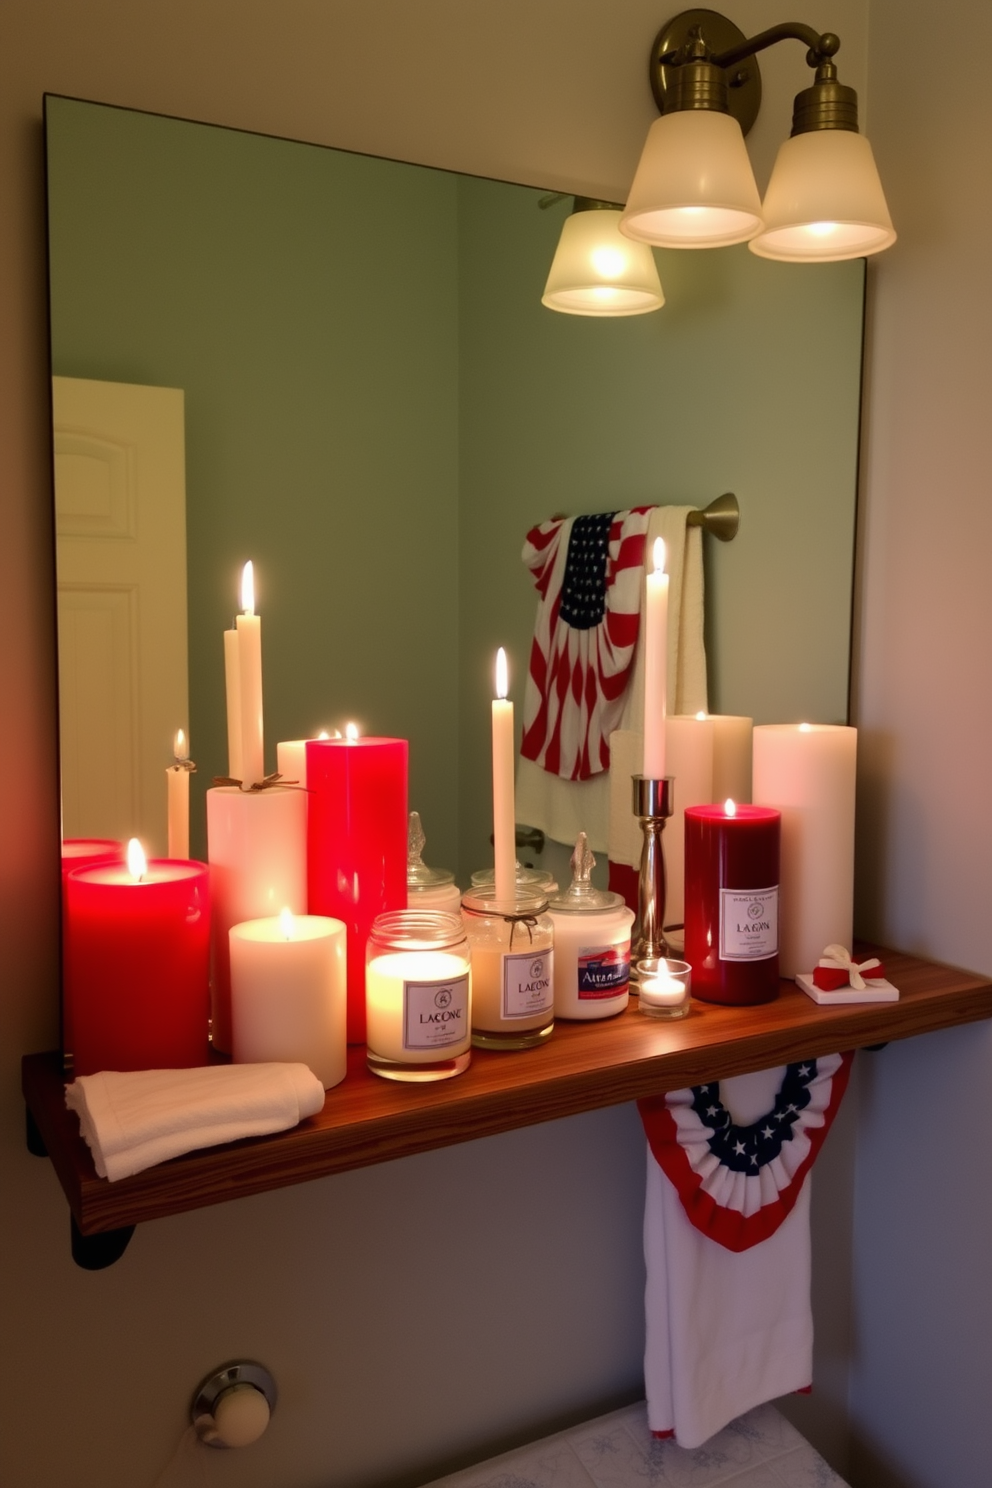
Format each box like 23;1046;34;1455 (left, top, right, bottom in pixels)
619;9;895;263
542;198;665;316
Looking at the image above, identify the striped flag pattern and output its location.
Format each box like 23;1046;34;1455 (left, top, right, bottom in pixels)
520;507;652;782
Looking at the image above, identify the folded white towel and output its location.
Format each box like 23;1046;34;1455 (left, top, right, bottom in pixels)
65;1063;326;1181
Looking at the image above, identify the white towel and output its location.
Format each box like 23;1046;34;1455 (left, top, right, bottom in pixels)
517;505;707;852
640;1058;852;1447
65;1063;326;1181
645;1144;813;1447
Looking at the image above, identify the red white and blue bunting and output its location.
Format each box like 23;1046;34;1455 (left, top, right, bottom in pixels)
638;1053;854;1253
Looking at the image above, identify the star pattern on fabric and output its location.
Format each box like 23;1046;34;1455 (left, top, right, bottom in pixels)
688;1062;819;1174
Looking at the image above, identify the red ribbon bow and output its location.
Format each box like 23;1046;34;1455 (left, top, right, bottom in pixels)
812;944;886;992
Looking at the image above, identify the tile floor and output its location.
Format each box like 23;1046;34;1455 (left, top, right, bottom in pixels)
425;1402;850;1488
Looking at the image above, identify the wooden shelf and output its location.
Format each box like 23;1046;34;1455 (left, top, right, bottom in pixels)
23;946;992;1244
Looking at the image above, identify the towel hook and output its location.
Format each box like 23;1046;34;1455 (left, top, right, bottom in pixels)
686;492;739;542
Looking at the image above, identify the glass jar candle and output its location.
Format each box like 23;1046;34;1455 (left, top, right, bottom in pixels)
469;864;559;898
547;834;634;1019
365;911;471;1082
407;811;461;914
636;957;692;1019
461;888;554;1050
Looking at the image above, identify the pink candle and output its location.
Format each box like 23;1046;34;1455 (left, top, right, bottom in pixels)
306;730;408;1043
492;648;516;902
64;840;210;1076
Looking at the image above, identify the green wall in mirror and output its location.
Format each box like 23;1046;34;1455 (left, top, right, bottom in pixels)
46;96;864;882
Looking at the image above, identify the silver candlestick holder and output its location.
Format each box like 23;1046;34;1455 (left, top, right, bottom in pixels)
630;775;674;986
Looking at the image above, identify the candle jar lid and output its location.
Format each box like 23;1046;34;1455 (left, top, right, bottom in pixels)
461;887;550;919
547;833;628;916
369;909;466;953
469;865;559;896
406;811;456;892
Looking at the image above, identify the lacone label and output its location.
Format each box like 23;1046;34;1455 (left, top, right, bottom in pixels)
502;950;554;1018
577;940;631;999
404;975;470;1050
719;886;778;961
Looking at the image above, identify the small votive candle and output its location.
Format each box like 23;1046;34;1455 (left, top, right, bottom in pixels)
366;911;472;1082
636;958;692;1019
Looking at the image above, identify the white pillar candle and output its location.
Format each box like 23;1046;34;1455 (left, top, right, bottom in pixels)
366;948;471;1065
665;715;715;928
206;784;308;1052
708;713;753;804
230;910;347;1089
236;560;264;789
166;728;191;859
277;731;337;789
643;538;669;778
277;740;307;788
492;647;516;902
223;628;243;781
752;723;857;978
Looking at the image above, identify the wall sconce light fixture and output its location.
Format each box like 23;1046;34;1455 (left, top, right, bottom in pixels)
542;197;666;316
619;9;895;263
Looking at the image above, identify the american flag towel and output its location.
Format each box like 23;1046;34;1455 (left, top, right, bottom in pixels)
520;508;651;782
638;1058;852;1447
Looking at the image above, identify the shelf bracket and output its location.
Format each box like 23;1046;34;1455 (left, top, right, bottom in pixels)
70;1215;136;1270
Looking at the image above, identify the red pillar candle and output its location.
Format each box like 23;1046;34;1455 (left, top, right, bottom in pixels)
65;848;211;1075
61;839;126;1063
306;734;408;1043
684;802;781;1005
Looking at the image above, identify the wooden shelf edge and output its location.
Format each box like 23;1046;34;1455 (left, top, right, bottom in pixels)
23;945;992;1238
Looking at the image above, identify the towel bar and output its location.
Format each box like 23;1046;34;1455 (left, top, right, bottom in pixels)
548;493;739;541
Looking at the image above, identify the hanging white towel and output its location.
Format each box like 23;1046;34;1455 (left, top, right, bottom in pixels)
639;1057;852;1447
517;505;707;852
65;1062;325;1181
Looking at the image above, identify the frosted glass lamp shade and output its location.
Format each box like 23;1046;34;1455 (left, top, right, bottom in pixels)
620;111;763;249
542;209;664;316
750;130;896;262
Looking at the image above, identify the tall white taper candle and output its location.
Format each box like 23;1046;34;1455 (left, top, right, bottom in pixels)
167;728;190;859
492;647;516;902
223;629;243;780
237;561;264;789
643;538;668;778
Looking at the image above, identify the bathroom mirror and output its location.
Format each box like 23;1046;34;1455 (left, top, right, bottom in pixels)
46;95;865;881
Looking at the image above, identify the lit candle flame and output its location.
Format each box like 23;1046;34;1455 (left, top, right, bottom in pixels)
240;560;255;616
126;837;147;881
345;722;360;742
695;711;707;721
799;722;811;732
317;730;330;740
724;798;737;817
173;728;188;763
653;537;667;575
279;906;295;940
495;647;508;700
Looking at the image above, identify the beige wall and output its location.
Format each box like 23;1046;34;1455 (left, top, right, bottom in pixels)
10;3;971;1486
848;1;992;1484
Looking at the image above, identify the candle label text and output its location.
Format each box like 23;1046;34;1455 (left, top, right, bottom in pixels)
502;951;554;1019
719;886;779;961
404;975;470;1050
577;940;631;998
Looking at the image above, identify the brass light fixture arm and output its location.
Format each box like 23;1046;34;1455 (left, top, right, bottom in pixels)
708;23;840;73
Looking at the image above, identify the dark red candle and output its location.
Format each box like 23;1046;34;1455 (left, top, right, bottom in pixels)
684;803;781;1005
65;857;210;1075
306;736;408;1043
